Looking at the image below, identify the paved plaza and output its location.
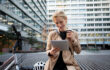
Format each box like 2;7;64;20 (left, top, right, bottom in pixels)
0;50;110;70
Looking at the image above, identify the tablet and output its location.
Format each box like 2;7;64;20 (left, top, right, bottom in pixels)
51;40;69;50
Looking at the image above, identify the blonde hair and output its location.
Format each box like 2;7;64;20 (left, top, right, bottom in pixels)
52;11;67;21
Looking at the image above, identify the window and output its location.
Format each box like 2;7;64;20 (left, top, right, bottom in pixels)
86;0;93;2
49;10;55;13
87;9;93;11
104;33;107;36
95;18;102;21
87;24;94;26
95;13;102;16
63;0;70;2
81;34;87;37
79;14;86;17
87;14;94;16
103;13;110;16
99;28;102;31
86;4;93;6
102;0;109;1
48;0;55;3
107;39;110;42
79;4;85;7
87;19;94;21
95;33;103;37
80;39;86;42
87;29;94;31
94;4;101;6
103;28;110;31
94;8;101;11
49;20;52;22
103;23;110;26
88;33;95;37
79;9;86;12
95;23;102;26
81;29;86;31
107;33;110;37
94;0;101;1
56;0;62;3
103;18;110;21
79;0;85;1
102;3;109;6
49;15;52;17
102;8;109;11
104;33;110;37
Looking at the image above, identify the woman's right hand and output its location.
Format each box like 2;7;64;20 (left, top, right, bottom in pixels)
50;48;60;55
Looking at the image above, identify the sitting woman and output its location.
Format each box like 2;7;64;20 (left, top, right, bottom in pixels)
44;11;81;70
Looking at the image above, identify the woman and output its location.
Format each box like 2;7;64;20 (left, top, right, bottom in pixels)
44;11;81;70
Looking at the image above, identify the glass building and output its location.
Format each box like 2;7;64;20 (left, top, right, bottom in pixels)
47;0;110;49
0;0;47;51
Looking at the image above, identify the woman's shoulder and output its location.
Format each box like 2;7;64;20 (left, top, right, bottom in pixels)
48;30;57;36
71;30;79;37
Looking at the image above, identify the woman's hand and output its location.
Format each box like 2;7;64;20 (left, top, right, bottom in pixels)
50;48;60;55
66;30;75;41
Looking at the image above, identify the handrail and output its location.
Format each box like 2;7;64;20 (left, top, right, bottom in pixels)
0;50;45;70
0;55;14;70
0;25;45;70
4;60;15;70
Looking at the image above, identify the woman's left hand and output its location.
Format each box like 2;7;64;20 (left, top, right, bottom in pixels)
66;30;75;41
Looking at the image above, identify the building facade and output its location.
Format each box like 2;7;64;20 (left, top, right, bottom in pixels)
0;0;47;51
47;0;110;49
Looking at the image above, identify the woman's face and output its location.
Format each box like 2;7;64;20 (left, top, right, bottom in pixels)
53;17;67;31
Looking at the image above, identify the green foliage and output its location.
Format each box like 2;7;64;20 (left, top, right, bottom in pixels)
0;31;15;48
35;46;44;50
0;52;3;55
27;37;38;45
0;37;8;46
36;46;43;48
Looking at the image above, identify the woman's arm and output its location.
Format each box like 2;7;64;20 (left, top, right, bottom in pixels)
46;32;52;56
46;31;60;57
71;31;81;54
67;30;81;54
